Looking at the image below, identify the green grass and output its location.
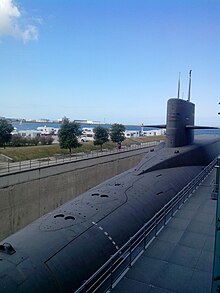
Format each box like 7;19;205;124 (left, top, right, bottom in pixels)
0;136;165;162
0;145;68;161
0;142;115;162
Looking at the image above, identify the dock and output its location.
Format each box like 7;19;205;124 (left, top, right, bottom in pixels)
111;169;216;292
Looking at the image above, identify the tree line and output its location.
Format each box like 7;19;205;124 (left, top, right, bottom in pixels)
0;118;126;152
58;118;125;153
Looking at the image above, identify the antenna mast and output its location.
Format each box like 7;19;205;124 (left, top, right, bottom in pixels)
177;72;180;99
187;70;192;101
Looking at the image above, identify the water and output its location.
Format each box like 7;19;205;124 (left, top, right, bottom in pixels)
12;122;153;132
13;122;61;131
12;122;220;135
195;129;220;135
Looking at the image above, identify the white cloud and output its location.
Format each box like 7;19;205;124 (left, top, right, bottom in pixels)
0;0;38;42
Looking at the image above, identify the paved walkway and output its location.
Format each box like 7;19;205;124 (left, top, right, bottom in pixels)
112;170;216;293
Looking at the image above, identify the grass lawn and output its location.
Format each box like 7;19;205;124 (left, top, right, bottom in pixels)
0;136;165;162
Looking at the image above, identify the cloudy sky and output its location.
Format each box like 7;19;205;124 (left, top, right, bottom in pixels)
0;0;219;125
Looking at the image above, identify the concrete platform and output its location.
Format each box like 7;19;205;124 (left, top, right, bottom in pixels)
112;170;216;293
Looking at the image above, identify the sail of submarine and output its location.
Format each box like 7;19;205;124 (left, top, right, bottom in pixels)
0;71;220;293
145;70;218;148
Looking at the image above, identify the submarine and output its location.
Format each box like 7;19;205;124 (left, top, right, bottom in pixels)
0;72;220;292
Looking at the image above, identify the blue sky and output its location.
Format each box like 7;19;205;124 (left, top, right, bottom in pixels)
0;0;219;125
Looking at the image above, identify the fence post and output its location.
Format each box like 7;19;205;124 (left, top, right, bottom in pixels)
110;257;113;290
154;216;157;237
143;226;147;249
129;240;132;268
164;206;167;225
177;193;180;209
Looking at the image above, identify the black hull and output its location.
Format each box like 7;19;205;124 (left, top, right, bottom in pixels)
0;136;220;292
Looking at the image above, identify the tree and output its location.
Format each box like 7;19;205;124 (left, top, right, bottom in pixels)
110;123;125;148
0;119;14;149
58;118;82;153
93;126;109;151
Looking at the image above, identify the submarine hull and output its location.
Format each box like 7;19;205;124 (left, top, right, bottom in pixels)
0;136;220;292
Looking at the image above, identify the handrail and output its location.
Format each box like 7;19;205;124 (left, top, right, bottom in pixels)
0;141;159;176
212;156;220;292
75;157;217;293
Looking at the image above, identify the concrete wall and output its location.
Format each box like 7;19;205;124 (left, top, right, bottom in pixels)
0;147;149;241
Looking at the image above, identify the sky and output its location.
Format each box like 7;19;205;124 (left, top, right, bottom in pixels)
0;0;219;125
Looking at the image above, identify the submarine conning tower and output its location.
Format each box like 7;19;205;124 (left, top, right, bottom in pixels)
165;98;195;148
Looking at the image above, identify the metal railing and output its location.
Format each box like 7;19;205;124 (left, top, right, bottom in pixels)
212;156;220;292
0;141;159;176
76;158;217;293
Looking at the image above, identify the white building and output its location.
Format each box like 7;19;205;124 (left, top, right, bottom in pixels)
37;126;59;135
142;129;166;136
12;130;41;138
124;130;140;138
80;128;95;142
